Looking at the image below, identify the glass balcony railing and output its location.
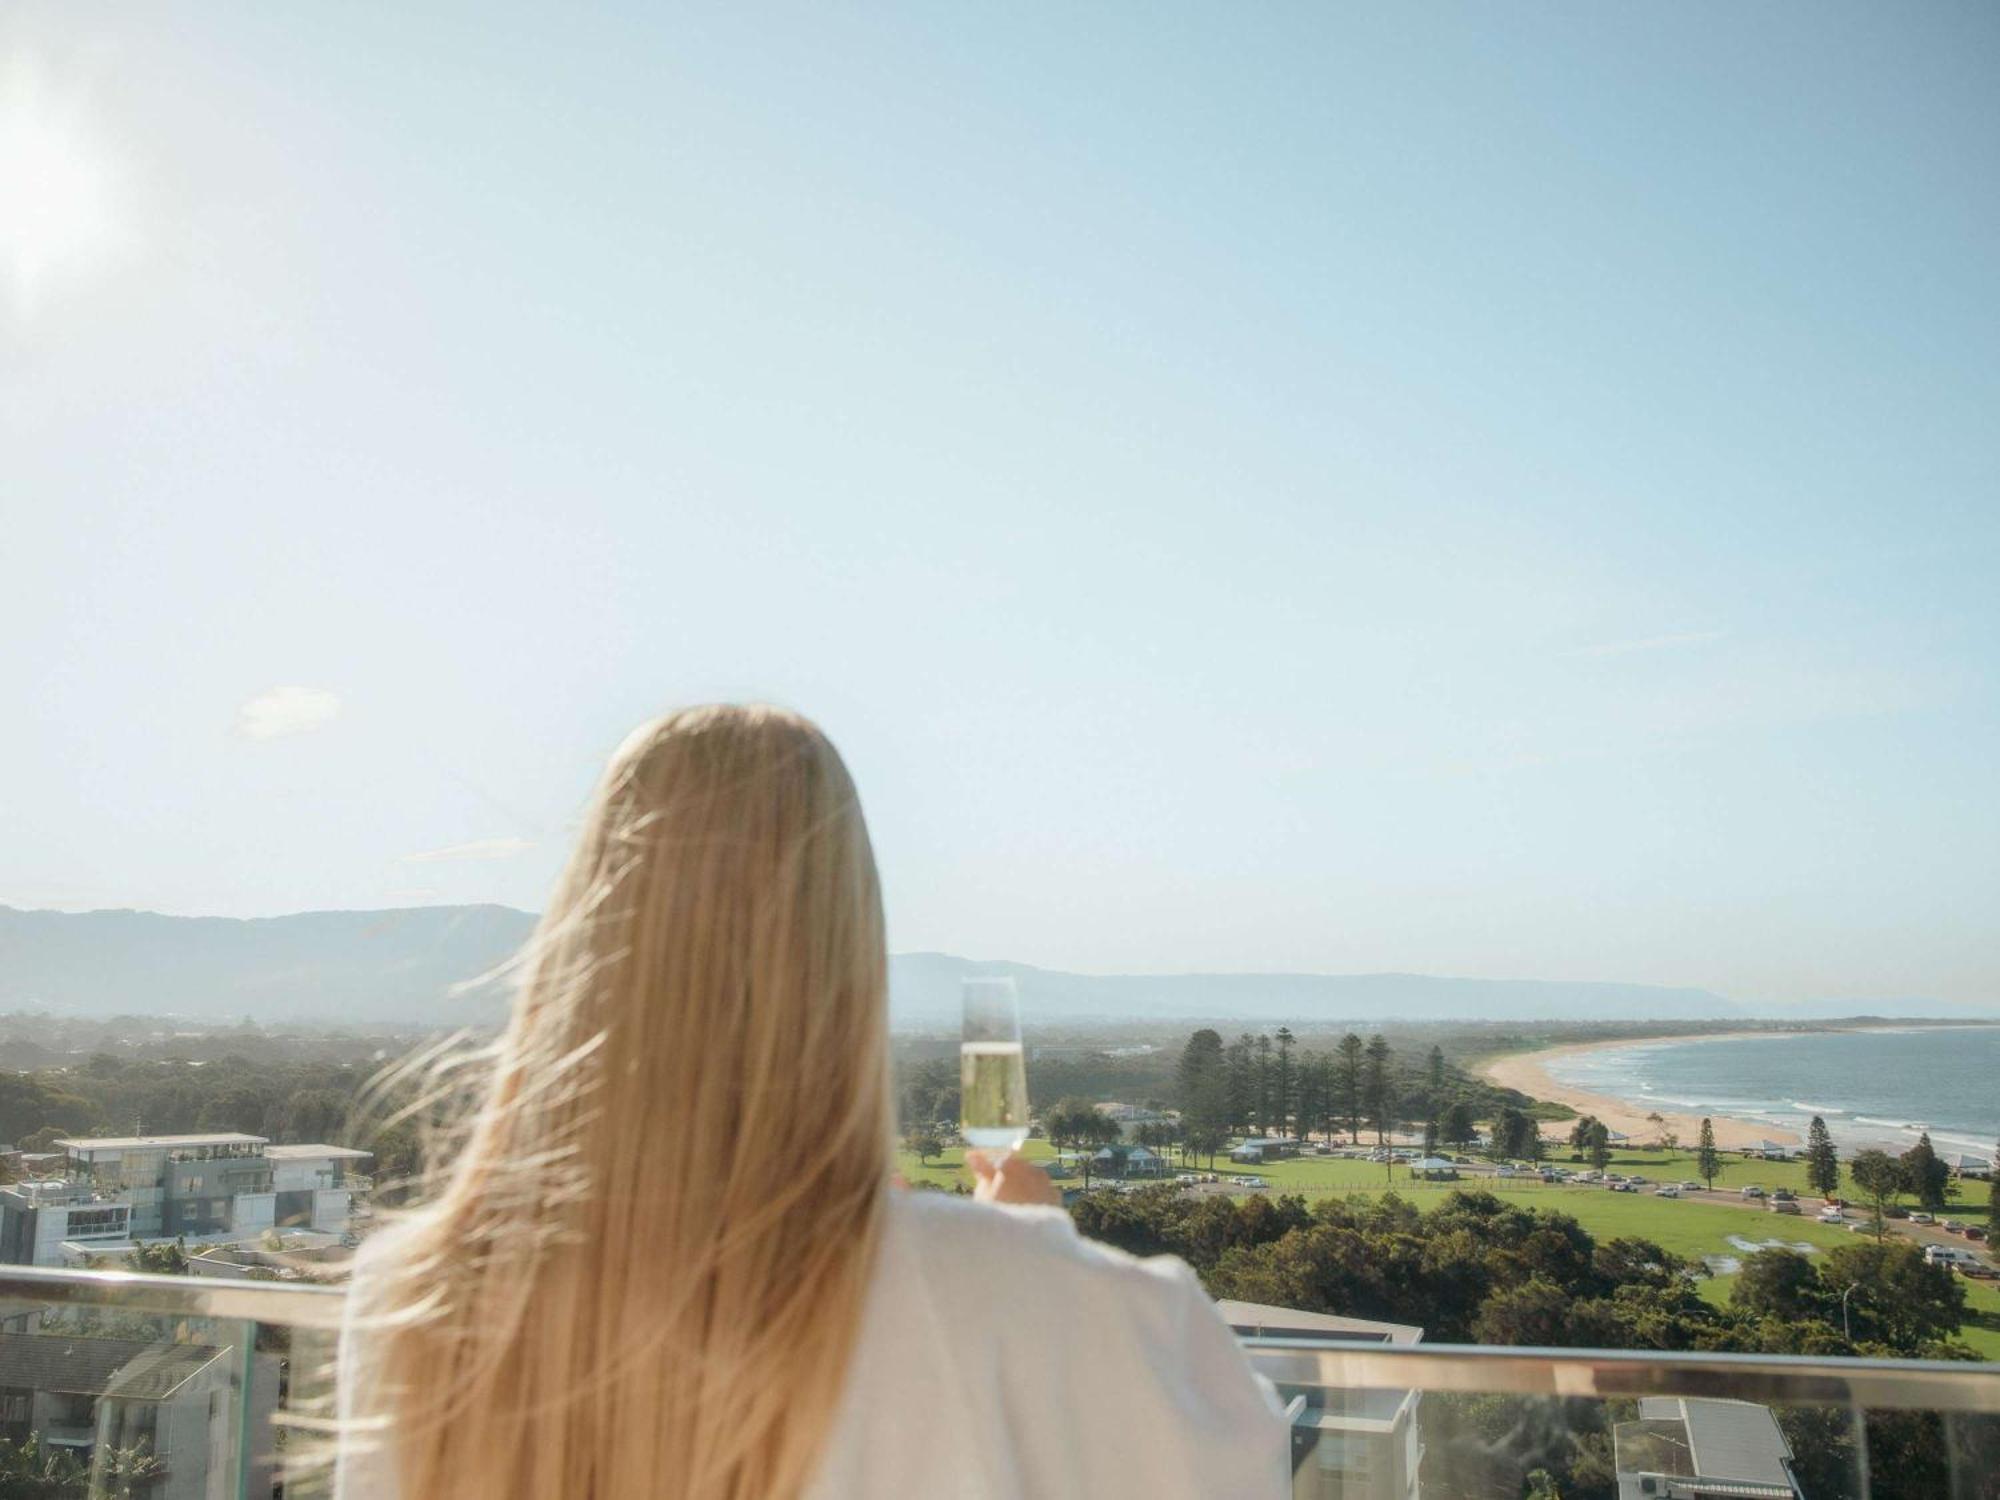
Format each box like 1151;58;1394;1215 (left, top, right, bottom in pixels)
0;1266;1992;1499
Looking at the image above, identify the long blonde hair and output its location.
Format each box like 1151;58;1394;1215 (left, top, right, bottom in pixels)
352;705;892;1500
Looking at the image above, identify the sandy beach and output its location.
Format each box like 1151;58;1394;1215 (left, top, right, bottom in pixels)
1480;1033;1798;1153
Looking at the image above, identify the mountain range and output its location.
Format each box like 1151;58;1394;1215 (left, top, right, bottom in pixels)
0;904;1984;1027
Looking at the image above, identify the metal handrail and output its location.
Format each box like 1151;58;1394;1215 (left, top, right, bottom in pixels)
1242;1337;2000;1413
0;1266;1991;1414
0;1264;346;1331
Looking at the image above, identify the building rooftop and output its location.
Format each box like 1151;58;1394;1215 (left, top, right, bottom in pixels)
1218;1299;1423;1347
58;1132;268;1152
0;1333;224;1401
1616;1397;1798;1496
262;1144;373;1161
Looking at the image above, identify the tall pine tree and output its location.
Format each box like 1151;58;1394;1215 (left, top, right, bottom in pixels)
1335;1033;1365;1143
1273;1027;1296;1138
1697;1117;1721;1189
1362;1034;1394;1146
1805;1115;1840;1198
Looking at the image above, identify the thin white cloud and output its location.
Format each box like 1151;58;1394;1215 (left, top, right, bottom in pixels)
399;837;535;864
1562;630;1727;660
235;685;342;739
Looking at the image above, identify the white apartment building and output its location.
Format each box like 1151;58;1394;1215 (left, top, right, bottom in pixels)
0;1133;370;1267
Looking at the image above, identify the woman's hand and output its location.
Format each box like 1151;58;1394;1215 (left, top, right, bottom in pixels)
969;1151;1061;1207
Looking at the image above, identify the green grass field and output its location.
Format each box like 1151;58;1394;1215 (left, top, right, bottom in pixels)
891;1139;2000;1355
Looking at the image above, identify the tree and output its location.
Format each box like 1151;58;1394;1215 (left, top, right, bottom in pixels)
1567;1115;1599;1152
1176;1030;1230;1164
1294;1052;1328;1142
1805;1115;1840;1199
1731;1248;1824;1323
1442;1101;1477;1152
1697;1118;1721;1189
1900;1133;1952;1213
1427;1045;1445;1093
1991;1137;1999;1237
1253;1034;1275;1134
1273;1028;1295;1138
129;1237;187;1275
1850;1150;1903;1240
1362;1035;1393;1146
1224;1035;1257;1131
1822;1240;1967;1348
0;1432;165;1500
1587;1119;1612;1174
1334;1033;1364;1143
1422;1113;1440;1157
1645;1111;1667;1151
1493;1107;1537;1162
905;1129;943;1166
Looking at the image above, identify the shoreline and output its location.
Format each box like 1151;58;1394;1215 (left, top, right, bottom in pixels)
1480;1031;1802;1152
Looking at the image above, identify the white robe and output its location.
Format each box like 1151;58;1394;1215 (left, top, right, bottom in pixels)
339;1188;1290;1499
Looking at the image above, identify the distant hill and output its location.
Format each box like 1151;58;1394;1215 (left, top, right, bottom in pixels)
0;904;536;1023
0;905;1982;1027
885;952;1746;1027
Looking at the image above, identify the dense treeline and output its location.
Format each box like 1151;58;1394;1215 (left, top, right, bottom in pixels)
1073;1185;1992;1499
0;1051;422;1191
1170;1027;1546;1163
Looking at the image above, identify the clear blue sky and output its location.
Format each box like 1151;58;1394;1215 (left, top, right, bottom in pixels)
3;4;1995;1006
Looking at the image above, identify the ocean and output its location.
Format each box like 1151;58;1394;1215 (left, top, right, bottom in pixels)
1544;1025;2000;1161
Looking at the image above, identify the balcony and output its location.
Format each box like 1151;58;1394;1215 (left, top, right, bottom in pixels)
0;1266;1990;1499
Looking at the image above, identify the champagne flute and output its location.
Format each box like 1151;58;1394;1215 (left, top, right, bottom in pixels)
960;977;1029;1161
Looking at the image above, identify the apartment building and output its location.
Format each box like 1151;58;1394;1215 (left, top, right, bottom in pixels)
0;1134;370;1267
0;1181;132;1267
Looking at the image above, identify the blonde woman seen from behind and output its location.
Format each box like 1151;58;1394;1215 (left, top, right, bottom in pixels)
337;705;1288;1500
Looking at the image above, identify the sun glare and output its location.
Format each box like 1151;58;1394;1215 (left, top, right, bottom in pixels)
0;54;118;313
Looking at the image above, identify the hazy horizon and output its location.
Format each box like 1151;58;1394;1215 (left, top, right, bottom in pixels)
6;4;1996;1005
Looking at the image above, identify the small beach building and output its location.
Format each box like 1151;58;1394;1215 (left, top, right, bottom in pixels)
1750;1140;1793;1161
1410;1157;1459;1181
1950;1154;1992;1180
1229;1137;1298;1164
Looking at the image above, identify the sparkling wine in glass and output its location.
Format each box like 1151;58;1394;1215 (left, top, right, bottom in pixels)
960;977;1029;1158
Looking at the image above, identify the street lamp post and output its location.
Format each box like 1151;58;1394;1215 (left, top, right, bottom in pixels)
1840;1281;1860;1342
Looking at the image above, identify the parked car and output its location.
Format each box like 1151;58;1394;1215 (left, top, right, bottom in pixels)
1680;1180;1703;1192
1817;1210;1845;1225
1768;1198;1801;1215
1741;1185;1767;1198
1966;1227;1988;1243
1611;1182;1638;1193
1654;1186;1680;1198
1771;1188;1795;1202
1238;1176;1267;1189
1943;1220;1966;1234
1605;1174;1627;1184
1909;1212;1936;1225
